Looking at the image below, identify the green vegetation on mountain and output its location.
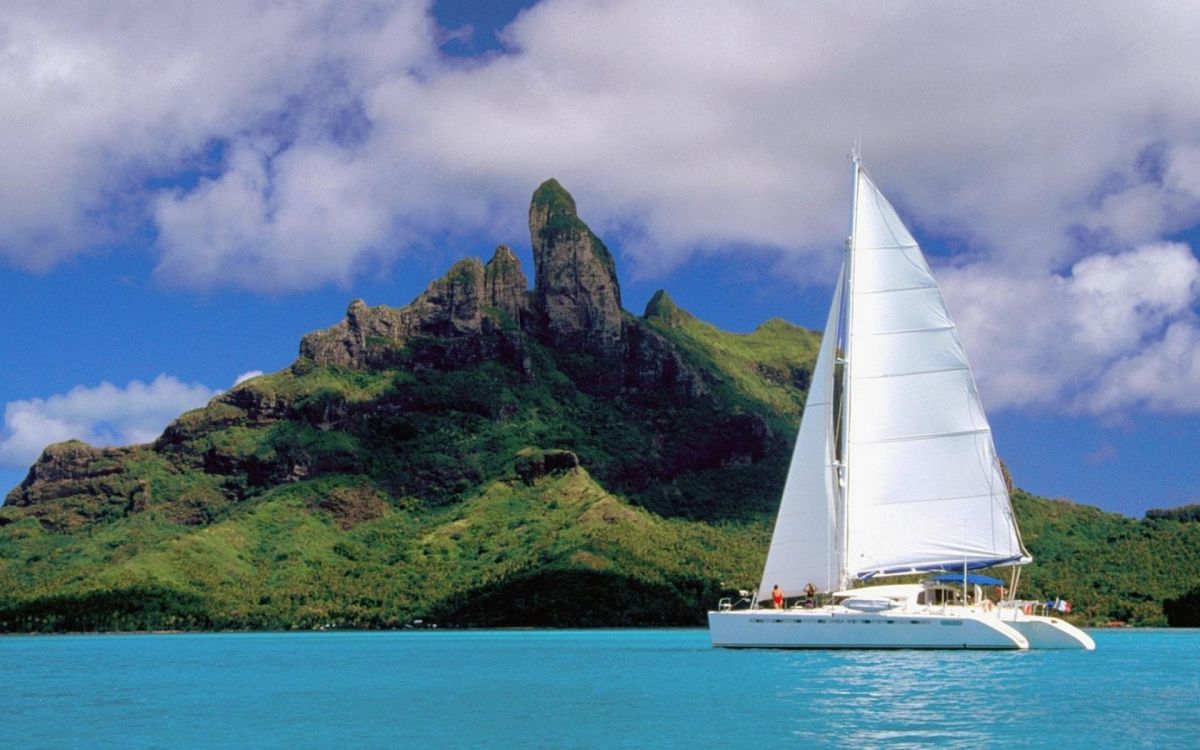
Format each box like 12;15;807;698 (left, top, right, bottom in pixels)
2;179;1199;632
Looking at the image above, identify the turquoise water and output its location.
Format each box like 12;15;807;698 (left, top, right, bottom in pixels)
2;628;1196;748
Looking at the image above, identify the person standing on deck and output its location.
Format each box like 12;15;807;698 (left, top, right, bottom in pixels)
772;585;784;609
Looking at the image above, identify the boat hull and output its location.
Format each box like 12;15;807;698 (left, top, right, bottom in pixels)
708;608;1028;650
1002;613;1096;650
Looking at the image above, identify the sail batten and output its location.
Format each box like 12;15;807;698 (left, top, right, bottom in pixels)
854;366;970;380
856;243;920;251
861;325;956;336
854;427;991;445
856;285;939;295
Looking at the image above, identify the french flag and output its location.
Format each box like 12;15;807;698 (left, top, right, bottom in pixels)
1049;598;1072;613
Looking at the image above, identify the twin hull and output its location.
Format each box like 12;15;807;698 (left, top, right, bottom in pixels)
1003;612;1096;650
708;608;1089;650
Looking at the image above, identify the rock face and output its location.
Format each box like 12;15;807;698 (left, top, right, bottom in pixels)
622;317;707;399
300;246;530;369
293;179;714;400
300;179;628;370
5;441;131;507
529;179;623;355
3;440;142;530
514;448;581;484
484;245;530;326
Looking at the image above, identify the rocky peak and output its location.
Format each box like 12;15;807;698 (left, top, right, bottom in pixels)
406;258;488;337
5;440;138;524
529;179;623;355
484;244;529;326
642;289;691;329
301;251;533;369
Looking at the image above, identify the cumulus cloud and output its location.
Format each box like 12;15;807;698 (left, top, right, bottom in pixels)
941;242;1200;414
4;1;1198;282
0;375;220;469
0;0;435;272
4;1;1200;414
1087;321;1200;413
234;370;265;386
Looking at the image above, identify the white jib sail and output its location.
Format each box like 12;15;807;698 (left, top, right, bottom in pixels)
756;269;845;600
843;166;1025;579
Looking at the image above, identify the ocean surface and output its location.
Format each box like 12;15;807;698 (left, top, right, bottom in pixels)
2;628;1196;749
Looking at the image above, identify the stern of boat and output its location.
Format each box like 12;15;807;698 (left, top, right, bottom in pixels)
1003;613;1096;650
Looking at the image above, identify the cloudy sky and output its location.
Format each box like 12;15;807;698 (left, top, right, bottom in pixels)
2;0;1199;516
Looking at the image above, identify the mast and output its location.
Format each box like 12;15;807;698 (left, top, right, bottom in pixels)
839;149;862;592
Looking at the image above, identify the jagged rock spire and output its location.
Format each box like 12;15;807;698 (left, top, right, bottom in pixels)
302;179;627;369
300;247;531;369
484;244;529;326
529;179;623;355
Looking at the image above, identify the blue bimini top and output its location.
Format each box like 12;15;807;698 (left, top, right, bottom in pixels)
928;574;1005;587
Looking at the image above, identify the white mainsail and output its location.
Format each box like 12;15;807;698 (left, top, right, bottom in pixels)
756;157;1027;600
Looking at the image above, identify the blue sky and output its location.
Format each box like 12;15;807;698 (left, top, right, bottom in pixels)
2;1;1200;518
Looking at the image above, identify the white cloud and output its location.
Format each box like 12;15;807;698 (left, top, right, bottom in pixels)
1087;321;1200;413
0;0;435;272
0;375;219;469
234;370;265;386
5;1;1200;413
3;1;1196;283
940;242;1200;415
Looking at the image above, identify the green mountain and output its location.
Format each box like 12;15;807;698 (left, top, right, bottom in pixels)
2;180;1199;631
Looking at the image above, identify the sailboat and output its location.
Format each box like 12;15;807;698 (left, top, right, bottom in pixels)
708;154;1094;650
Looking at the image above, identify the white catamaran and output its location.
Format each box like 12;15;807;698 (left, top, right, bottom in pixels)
708;154;1094;650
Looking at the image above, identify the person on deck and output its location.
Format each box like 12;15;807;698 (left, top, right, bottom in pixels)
772;585;784;609
804;582;817;607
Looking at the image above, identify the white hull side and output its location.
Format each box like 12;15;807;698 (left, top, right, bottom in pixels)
708;608;1028;650
1002;613;1096;650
